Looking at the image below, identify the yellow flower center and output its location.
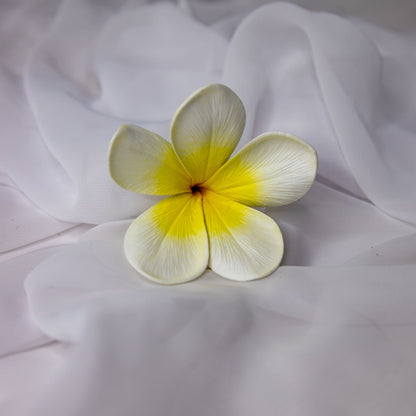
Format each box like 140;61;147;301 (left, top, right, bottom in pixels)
190;184;210;196
190;184;202;194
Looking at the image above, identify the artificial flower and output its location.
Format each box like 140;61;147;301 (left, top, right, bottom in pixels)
109;84;317;284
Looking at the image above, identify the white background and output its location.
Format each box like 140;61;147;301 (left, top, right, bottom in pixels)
1;1;416;414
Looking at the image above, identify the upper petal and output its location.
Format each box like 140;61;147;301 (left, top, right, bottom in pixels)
124;192;208;284
109;124;191;195
202;190;284;281
203;132;317;207
171;84;246;184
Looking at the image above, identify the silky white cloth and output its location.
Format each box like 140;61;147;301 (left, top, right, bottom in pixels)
22;221;416;415
1;0;416;415
2;0;416;224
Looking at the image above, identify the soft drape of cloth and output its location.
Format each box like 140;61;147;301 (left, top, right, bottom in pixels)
1;1;416;415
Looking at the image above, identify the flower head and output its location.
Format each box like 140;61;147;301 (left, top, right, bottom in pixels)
109;84;317;284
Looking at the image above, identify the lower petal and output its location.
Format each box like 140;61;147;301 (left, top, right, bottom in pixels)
202;191;284;281
124;193;208;284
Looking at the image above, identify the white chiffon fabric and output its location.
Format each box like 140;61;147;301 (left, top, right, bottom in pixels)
1;0;416;414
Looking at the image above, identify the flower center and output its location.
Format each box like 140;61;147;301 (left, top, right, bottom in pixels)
190;184;209;195
191;185;201;194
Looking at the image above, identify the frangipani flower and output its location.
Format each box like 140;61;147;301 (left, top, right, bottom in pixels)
109;84;317;284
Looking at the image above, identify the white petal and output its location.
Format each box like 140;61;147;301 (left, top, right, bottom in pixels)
204;131;318;207
109;124;191;195
124;193;208;284
202;190;284;281
171;84;246;184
